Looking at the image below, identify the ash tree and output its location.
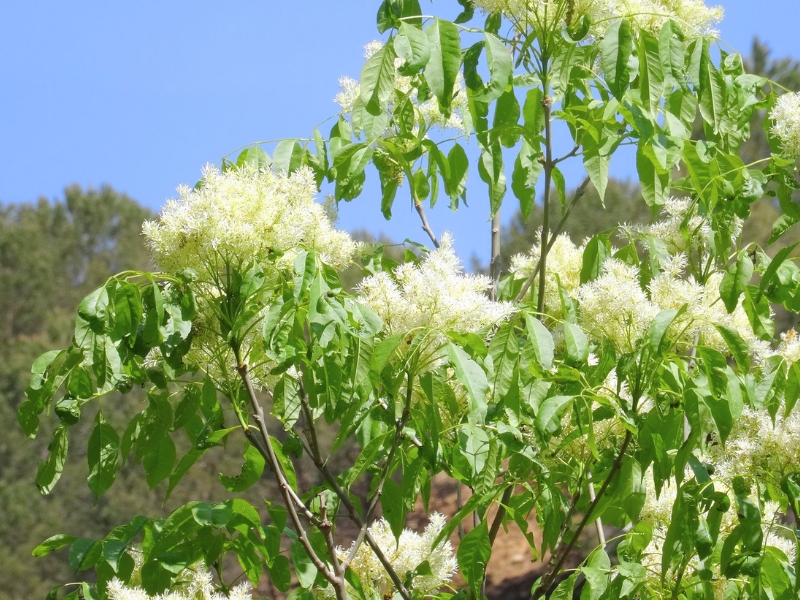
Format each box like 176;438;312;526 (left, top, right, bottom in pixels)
20;1;800;599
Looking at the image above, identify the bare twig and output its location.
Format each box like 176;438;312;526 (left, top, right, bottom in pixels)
536;92;554;315
235;363;346;599
490;211;502;301
414;201;440;248
531;431;633;599
295;368;412;600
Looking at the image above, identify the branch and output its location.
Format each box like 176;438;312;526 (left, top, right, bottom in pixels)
235;363;346;599
414;201;440;249
490;211;502;301
531;431;633;599
295;368;412;600
513;175;591;304
536;93;554;315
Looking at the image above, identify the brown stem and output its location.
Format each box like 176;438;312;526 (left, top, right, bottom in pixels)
295;369;412;600
531;431;633;599
514;175;590;304
414;201;440;248
235;363;346;599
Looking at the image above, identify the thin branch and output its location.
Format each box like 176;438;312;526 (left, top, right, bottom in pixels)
414;201;440;248
531;431;633;599
490;210;502;301
536;91;554;315
343;378;413;568
235;363;345;598
489;484;515;544
587;473;606;547
295;368;412;600
514;175;591;303
552;143;581;166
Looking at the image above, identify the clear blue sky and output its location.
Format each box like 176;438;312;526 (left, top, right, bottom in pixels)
1;1;797;265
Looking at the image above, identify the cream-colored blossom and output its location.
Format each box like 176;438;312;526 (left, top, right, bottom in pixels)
358;233;513;337
143;164;358;278
635;197;714;255
510;232;584;314
770;91;800;157
106;549;252;600
471;0;722;38
578;259;658;352
707;406;800;489
776;329;800;364
326;513;456;598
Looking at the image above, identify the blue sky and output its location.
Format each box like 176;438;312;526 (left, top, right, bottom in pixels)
1;1;797;265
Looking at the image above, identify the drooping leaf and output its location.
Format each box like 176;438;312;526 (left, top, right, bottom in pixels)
424;19;461;110
601;19;633;100
219;445;266;492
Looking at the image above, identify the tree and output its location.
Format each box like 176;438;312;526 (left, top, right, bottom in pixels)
17;2;800;600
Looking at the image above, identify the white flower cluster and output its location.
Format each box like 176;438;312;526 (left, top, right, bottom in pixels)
335;41;468;133
470;0;722;38
776;329;800;364
770;91;800;157
706;406;800;489
635;197;716;254
511;198;765;358
579;258;660;352
143;164;358;279
106;551;251;600
510;232;584;315
638;471;796;597
358;233;513;338
320;513;456;598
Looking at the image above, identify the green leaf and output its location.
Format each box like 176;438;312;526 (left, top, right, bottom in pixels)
396;22;430;75
580;234;611;284
36;424;69;494
637;143;669;207
601;18;633;100
536;395;573;435
381;477;406;539
291;541;318;589
457;519;492;598
551;166;566;211
699;57;726;135
87;412;119;497
563;323;588;363
272;139;304;175
447;343;489;424
583;147;610;203
459;424;491;477
236;146;271;170
112;281;142;339
481;31;512;101
360;39;397;116
32;534;77;557
758;243;797;300
446;143;469;207
425;19;461;110
720;251;754;313
648;307;685;356
743;285;774;340
142;435;176;489
525;315;554;371
478;141;506;216
488;320;518;400
219;445;265;492
659;19;685;84
268;554;292;592
715;325;751;373
69;538;100;572
191;502;233;528
512;140;543;220
639;30;663;116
